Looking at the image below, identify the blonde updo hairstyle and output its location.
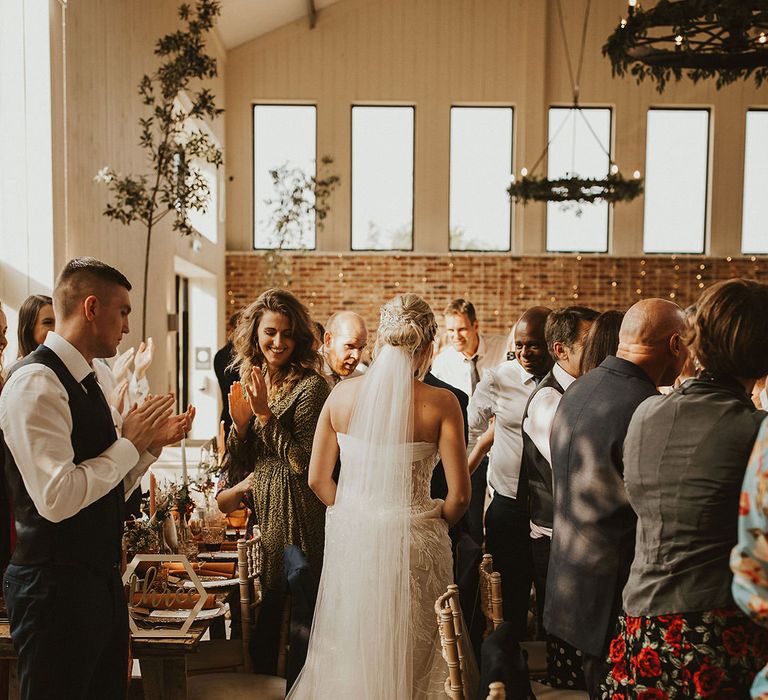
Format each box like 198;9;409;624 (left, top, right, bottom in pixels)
376;294;438;379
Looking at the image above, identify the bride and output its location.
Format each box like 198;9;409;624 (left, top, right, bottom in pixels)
287;294;474;699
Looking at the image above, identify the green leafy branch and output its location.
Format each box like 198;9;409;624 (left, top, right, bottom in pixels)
96;0;223;338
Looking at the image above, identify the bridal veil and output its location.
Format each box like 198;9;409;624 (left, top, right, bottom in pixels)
288;304;426;698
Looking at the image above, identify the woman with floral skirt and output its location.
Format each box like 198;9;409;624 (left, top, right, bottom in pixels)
602;279;768;699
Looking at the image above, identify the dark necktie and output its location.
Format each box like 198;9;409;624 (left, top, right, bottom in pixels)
469;355;480;395
82;372;117;441
534;376;544;387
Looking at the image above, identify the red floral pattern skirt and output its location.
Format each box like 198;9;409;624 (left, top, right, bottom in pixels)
601;607;768;699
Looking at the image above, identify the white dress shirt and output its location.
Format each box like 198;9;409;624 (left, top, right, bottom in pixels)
0;332;155;524
431;334;508;398
467;359;535;499
522;362;576;538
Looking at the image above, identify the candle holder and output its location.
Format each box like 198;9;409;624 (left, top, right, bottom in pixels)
604;2;768;91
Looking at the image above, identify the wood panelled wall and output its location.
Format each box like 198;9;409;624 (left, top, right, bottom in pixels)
225;0;767;257
60;0;228;393
226;252;766;337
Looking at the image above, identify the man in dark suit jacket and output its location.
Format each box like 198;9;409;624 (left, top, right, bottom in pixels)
543;299;687;699
424;370;487;658
214;311;241;437
425;370;468;500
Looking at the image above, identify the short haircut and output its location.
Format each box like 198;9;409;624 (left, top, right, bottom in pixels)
443;299;476;324
544;306;599;356
689;278;768;379
54;258;131;319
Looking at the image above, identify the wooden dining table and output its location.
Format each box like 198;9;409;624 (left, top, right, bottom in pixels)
129;623;210;700
0;618;219;700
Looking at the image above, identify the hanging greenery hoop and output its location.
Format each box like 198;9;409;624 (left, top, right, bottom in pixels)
603;1;768;92
509;0;644;210
508;172;643;206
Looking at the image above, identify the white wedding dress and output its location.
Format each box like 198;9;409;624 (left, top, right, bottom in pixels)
287;344;474;699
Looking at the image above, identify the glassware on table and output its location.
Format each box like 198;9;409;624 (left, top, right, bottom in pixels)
201;525;225;552
189;514;203;539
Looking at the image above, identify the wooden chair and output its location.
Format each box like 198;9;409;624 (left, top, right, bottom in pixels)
183;532;285;700
479;554;504;636
477;554;547;680
435;583;471;700
476;557;589;699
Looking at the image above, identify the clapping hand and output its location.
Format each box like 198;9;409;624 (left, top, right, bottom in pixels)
122;394;175;454
134;338;154;380
244;367;271;424
228;381;253;437
110;379;129;415
112;347;135;384
148;403;196;455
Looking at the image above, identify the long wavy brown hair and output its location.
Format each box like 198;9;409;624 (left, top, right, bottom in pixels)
231;288;320;396
17;294;53;358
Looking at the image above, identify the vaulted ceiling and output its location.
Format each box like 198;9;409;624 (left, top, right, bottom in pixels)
216;0;342;49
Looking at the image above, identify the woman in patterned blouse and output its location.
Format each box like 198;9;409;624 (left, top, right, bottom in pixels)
218;288;329;672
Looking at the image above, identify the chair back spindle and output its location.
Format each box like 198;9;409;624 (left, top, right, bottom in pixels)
479;553;504;634
487;680;505;699
237;531;262;674
435;584;471;699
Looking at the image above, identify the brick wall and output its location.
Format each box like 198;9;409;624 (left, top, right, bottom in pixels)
226;253;766;336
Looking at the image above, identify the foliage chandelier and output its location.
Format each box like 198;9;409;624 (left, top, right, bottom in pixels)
508;170;643;207
603;1;768;92
508;0;644;209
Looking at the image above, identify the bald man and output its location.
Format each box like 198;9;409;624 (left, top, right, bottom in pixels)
321;311;368;388
544;299;686;699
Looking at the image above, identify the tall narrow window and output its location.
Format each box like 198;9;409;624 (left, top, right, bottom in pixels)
449;107;513;251
742;110;768;254
546;107;612;252
188;164;218;243
644;109;709;253
352;106;414;250
253;104;316;249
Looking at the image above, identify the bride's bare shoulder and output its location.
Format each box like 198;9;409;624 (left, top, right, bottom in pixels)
326;375;365;410
417;381;460;410
329;375;365;397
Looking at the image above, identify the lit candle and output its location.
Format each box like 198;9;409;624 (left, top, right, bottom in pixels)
218;420;226;467
149;470;157;518
181;437;188;485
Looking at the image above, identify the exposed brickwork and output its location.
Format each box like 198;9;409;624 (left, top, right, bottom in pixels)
226;253;766;335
